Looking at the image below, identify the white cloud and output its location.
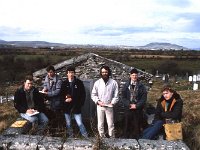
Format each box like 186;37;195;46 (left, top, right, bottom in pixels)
0;0;200;48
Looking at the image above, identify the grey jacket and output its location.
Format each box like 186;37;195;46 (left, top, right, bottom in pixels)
43;74;62;110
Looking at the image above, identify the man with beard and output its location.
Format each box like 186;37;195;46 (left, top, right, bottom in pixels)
91;65;119;138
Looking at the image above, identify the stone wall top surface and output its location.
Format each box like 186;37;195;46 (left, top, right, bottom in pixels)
33;53;153;83
0;134;190;150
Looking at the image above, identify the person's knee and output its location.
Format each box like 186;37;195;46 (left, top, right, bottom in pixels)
30;117;38;123
44;118;49;124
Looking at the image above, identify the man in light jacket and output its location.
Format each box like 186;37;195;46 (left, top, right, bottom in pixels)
91;65;119;138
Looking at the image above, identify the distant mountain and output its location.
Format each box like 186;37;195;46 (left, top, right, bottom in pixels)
0;40;67;48
192;47;200;50
139;42;188;50
0;40;190;50
0;39;7;44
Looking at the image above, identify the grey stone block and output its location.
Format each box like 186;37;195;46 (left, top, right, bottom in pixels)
138;139;190;150
0;134;38;149
102;138;140;150
0;135;191;150
62;138;94;150
37;136;63;149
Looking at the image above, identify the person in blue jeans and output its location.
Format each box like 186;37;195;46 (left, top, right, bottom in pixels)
60;66;88;138
141;85;183;140
14;75;49;134
41;65;63;129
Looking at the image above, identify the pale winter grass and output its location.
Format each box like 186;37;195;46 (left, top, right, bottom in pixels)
0;101;18;133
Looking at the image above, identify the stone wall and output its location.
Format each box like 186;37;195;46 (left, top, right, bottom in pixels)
0;134;190;150
33;53;153;83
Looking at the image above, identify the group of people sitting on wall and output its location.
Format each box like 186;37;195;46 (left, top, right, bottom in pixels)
13;65;183;140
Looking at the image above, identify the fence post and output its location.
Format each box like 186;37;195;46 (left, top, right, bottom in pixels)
0;96;2;103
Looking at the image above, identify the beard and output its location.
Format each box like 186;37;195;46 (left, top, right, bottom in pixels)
101;74;109;81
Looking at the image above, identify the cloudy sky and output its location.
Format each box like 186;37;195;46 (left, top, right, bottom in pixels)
0;0;200;49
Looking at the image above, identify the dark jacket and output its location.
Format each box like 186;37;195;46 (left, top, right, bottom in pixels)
154;92;183;122
14;86;46;113
61;77;86;114
122;80;147;110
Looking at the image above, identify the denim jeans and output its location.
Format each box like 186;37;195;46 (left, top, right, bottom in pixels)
141;120;164;140
64;113;88;137
20;112;49;130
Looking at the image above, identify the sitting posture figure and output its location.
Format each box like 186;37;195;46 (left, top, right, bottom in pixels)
14;75;49;133
141;85;183;140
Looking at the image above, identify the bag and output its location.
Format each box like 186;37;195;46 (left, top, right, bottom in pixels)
163;122;183;141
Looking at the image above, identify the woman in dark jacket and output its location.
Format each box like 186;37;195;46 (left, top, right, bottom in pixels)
60;66;88;138
141;85;183;140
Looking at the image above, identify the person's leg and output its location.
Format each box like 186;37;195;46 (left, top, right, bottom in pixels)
38;112;49;127
20;113;38;124
123;110;131;138
74;114;88;138
105;107;115;137
131;110;141;139
34;113;49;134
141;120;164;140
142;126;152;136
97;106;105;137
64;113;73;137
